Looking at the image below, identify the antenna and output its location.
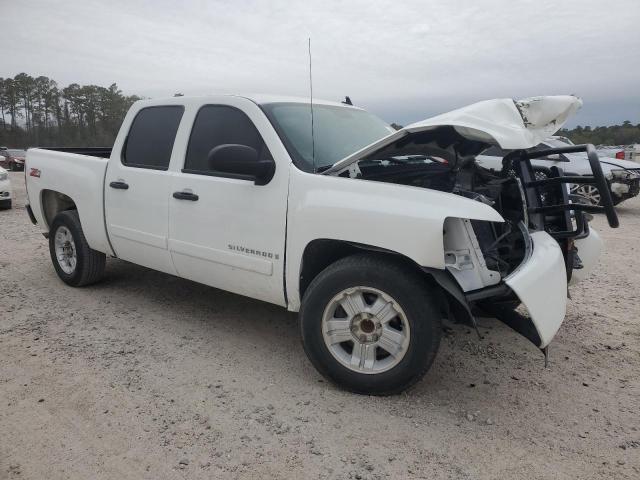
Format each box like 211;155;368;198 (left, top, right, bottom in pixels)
308;37;316;172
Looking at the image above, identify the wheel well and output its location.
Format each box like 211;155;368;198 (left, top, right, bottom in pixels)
41;190;77;229
299;239;430;297
298;239;473;326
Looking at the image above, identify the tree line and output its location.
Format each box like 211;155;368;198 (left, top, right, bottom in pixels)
1;73;638;149
558;122;640;146
0;73;141;148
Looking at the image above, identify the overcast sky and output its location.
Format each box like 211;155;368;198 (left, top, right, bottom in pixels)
3;0;639;127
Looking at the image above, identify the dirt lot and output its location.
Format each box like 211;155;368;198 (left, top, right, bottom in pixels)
0;171;638;479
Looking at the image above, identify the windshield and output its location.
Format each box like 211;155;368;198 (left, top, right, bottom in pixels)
261;102;394;171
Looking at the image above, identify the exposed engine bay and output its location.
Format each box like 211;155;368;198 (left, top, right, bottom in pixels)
336;125;617;297
324;96;619;351
338;127;535;288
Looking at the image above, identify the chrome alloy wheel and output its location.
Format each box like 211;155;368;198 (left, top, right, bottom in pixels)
321;287;410;374
571;184;601;205
54;226;77;274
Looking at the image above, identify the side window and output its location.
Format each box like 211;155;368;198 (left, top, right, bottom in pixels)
122;106;184;169
184;105;272;174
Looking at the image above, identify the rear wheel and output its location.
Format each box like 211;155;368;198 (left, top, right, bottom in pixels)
49;210;106;287
300;254;442;395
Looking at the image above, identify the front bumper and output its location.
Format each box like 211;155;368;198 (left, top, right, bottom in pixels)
570;228;603;285
0;186;11;201
505;231;568;348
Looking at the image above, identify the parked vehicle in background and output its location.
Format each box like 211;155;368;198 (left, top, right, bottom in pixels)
597;145;625;160
622;144;640;162
597;145;640;163
0;166;12;209
24;94;619;394
477;137;640;206
0;148;27;171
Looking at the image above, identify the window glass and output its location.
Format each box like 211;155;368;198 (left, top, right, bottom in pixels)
184;105;271;173
123;106;184;169
261;102;393;171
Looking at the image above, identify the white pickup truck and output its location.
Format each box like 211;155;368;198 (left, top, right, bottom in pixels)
24;94;619;394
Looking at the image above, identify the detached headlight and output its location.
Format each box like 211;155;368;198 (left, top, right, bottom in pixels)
0;172;7;181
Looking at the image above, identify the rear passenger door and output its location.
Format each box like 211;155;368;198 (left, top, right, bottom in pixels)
168;102;288;306
105;105;184;274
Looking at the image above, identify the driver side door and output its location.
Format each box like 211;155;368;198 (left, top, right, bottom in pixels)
168;102;289;306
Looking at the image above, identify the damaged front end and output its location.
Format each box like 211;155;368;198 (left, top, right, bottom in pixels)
325;96;620;352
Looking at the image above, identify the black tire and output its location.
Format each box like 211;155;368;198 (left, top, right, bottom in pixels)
300;254;442;395
49;210;106;287
0;199;11;210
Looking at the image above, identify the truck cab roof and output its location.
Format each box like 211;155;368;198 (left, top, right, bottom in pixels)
133;94;362;110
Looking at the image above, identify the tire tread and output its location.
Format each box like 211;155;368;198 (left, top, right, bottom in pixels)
300;253;442;395
50;210;105;287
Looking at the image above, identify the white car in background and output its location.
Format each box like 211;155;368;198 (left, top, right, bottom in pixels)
476;137;640;205
0;166;12;209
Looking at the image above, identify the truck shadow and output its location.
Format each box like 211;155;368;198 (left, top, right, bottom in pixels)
89;256;541;401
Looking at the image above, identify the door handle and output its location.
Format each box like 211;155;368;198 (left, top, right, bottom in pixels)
173;191;199;201
109;181;129;190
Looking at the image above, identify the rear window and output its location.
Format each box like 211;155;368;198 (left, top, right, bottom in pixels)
122;106;184;169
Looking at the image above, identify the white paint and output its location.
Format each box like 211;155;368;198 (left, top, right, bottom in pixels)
166;96;289;306
505;231;568;348
443;217;501;292
324;96;583;175
284;168;504;310
24;95;605;353
24;149;113;255
0;166;12;203
570;228;603;285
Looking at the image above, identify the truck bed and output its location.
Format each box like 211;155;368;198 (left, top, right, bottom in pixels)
25;147;113;256
39;147;112;158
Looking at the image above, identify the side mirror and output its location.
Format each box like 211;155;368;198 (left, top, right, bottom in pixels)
207;144;275;185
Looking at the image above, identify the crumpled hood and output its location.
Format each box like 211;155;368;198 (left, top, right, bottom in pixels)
323;95;583;175
406;95;582;149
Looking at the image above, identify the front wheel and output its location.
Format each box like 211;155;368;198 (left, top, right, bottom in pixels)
49;210;106;287
300;254;442;395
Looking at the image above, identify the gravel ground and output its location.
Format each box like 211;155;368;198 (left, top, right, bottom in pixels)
1;171;639;479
